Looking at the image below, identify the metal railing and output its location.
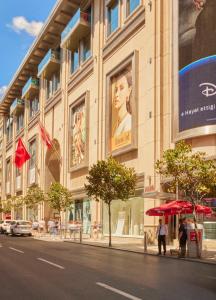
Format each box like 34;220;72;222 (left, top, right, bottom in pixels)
38;49;60;76
22;77;39;98
61;9;90;42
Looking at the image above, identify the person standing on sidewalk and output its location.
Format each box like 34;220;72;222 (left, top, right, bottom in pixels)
178;218;187;258
156;219;168;255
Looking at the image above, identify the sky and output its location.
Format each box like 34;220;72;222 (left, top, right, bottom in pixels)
0;0;57;98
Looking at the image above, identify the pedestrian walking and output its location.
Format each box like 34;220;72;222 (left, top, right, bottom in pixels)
32;220;39;235
38;219;45;235
156;219;168;255
178;218;187;258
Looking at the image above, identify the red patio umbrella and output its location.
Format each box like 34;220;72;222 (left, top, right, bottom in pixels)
146;200;213;216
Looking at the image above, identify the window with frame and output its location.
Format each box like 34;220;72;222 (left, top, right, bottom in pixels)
29;139;36;170
16;112;24;133
16;167;22;190
6;117;13;142
126;0;140;17
82;34;91;62
6;159;11;183
46;72;60;100
107;0;119;36
29;97;39;119
71;48;80;74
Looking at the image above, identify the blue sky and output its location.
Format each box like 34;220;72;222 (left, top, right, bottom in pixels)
0;0;57;97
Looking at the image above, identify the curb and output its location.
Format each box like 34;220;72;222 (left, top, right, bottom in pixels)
64;240;216;266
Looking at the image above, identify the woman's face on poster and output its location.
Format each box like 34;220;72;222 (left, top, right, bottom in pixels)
113;74;130;111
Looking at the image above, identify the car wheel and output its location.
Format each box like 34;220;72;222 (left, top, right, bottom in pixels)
28;233;32;237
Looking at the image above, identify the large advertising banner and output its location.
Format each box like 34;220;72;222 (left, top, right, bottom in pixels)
178;0;216;133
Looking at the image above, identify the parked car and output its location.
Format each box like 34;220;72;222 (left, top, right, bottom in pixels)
1;220;14;234
0;220;4;233
6;220;32;236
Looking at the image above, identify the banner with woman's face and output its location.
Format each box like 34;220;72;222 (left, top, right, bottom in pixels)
111;64;132;151
71;101;86;167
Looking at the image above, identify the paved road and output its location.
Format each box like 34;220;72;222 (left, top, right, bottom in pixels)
0;235;215;300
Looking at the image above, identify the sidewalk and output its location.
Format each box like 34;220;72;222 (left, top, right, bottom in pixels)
33;232;216;264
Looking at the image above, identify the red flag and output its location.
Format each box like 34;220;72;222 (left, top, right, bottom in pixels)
14;138;31;169
39;122;52;149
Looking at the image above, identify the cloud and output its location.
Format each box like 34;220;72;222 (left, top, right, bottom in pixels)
0;86;7;98
10;16;44;37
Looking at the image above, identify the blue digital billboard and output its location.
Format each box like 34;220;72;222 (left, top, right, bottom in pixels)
178;0;216;133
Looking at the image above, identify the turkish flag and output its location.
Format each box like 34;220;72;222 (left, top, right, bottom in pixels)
39;122;52;149
14;138;31;169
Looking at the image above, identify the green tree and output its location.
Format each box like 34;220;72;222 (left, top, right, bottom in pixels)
85;157;136;247
2;200;12;215
156;141;216;257
24;185;45;220
47;182;73;225
11;195;24;219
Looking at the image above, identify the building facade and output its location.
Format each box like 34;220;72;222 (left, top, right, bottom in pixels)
0;0;215;239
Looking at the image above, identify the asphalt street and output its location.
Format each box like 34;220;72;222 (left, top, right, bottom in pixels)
0;235;215;300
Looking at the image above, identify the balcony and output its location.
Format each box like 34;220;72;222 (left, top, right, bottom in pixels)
10;98;24;116
61;9;91;50
22;77;39;100
38;49;60;78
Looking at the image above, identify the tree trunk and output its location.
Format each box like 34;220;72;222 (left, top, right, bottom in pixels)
108;202;112;247
193;205;201;258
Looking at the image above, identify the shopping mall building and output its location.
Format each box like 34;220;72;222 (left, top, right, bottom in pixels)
0;0;215;239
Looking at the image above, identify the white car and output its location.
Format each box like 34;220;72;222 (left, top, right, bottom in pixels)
1;220;14;234
7;220;32;236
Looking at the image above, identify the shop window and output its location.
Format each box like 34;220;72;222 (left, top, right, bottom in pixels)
126;0;140;17
16;112;24;133
6;117;13;142
46;72;60;100
103;197;144;236
107;0;119;36
68;199;91;234
29;97;39;119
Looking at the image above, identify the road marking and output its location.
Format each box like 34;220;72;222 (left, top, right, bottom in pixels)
9;247;24;253
37;258;65;270
96;282;143;300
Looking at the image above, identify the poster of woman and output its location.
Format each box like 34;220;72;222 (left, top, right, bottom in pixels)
71;102;86;167
111;65;133;151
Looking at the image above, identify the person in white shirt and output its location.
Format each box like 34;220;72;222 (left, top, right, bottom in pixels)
156;219;168;255
38;219;45;234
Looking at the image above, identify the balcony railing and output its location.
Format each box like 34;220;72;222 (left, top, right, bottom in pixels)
38;49;60;77
22;77;39;99
61;9;91;50
10;98;24;116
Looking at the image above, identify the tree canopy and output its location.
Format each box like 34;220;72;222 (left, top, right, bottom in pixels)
85;156;136;205
156;141;216;205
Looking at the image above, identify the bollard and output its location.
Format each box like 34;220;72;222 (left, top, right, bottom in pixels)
80;227;82;243
144;231;147;252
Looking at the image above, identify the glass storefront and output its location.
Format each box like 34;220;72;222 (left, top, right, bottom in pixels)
103;197;144;237
26;205;38;222
68;199;91;234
